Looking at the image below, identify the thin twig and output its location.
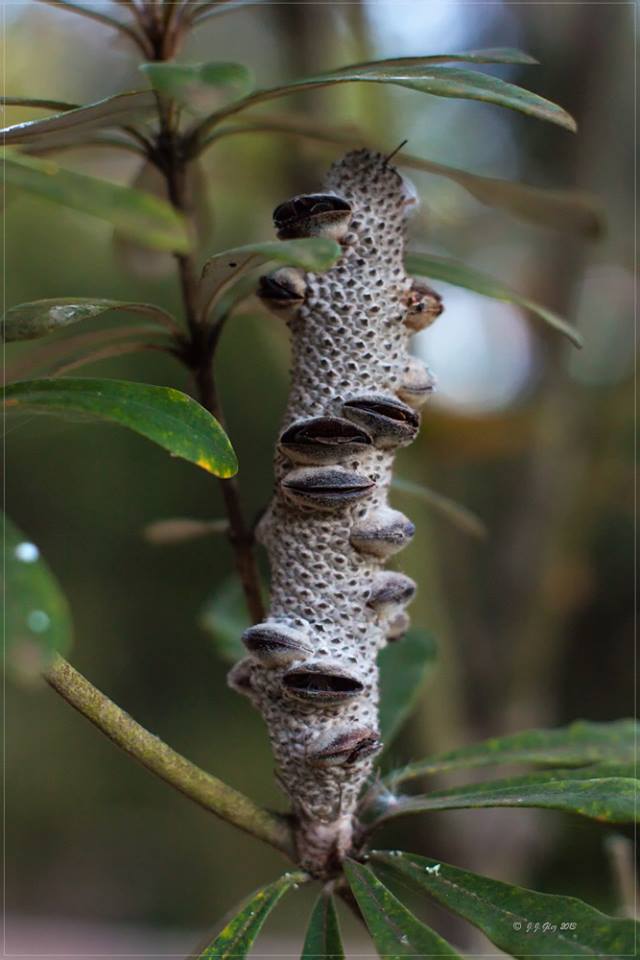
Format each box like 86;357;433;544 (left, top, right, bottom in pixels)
45;656;295;857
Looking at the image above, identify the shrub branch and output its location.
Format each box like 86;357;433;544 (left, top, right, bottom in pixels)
45;655;295;857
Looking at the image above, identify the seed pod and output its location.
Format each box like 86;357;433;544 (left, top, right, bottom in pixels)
279;416;373;465
404;280;443;332
342;395;419;449
307;726;382;767
258;267;306;317
282;661;364;705
281;466;374;511
243;617;313;667
387;610;410;641
367;571;417;612
350;506;415;558
273;193;352;242
227;657;255;699
397;357;436;409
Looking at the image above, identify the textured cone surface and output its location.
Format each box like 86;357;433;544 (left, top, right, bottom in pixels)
236;150;426;875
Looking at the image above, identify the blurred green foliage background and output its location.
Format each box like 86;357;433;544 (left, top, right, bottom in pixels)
3;0;635;953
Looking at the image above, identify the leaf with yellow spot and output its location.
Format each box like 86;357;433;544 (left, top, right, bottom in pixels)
199;871;307;958
2;378;237;478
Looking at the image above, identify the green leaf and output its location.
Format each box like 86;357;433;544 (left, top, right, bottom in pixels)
340;48;538;70
113;159;211;276
207;116;602;238
399;155;603;238
199;577;250;664
0;91;156;146
198;237;341;317
371;768;639;826
2;378;238;477
2;513;73;682
344;860;463;959
3;151;190;253
384;718;638;786
378;630;437;749
1;96;78;111
1;298;175;342
141;61;252;113
193;63;576;141
405;252;583;347
373;851;639;958
301;894;345;960
391;476;487;539
199;871;307;958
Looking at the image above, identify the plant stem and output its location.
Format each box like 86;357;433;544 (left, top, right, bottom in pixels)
160;118;265;624
45;656;295;857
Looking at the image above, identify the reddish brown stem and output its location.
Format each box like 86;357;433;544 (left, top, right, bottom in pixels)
158;106;265;625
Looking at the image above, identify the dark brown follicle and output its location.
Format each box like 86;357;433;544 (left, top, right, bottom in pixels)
308;727;382;766
281;466;375;510
342;395;419;449
258;267;306;315
273;193;352;242
243;620;314;667
279;416;373;465
367;571;417;611
404;280;444;332
350;507;416;558
282;662;364;704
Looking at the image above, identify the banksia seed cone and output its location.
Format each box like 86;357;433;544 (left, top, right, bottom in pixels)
229;149;440;876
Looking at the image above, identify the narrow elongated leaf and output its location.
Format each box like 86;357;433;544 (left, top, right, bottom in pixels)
301;894;345;960
5;325;161;382
200;577;250;663
141;61;252;112
198;237;340;316
208;115;602;237
2;298;176;342
2;513;72;682
372;769;639;826
391;476;487;539
199;871;307;958
193;64;575;139
0;91;156;146
378;630;437;749
2;378;238;477
113;159;210;276
399;154;603;238
406;252;583;347
385;718;638;786
344;860;463;959
1;96;78;111
374;851;639;958
340;48;538;70
3;152;190;253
